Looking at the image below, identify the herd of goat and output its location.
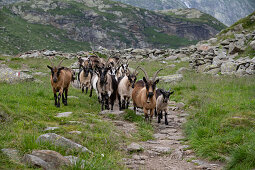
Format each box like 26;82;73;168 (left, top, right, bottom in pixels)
47;54;174;124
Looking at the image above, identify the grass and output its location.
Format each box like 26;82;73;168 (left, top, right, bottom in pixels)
1;55;255;169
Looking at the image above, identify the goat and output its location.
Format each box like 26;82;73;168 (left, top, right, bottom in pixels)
132;68;163;122
96;66;113;110
47;58;74;107
78;65;93;94
118;66;139;110
155;88;174;125
117;59;129;78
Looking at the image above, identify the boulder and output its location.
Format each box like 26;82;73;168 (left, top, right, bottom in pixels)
22;154;51;169
159;74;183;83
0;64;34;83
250;40;255;50
176;67;189;74
151;146;171;154
31;150;70;169
1;148;21;162
165;55;178;61
36;133;91;153
221;62;237;75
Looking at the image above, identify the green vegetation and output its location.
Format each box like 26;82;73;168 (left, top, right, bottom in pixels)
0;8;91;55
1;54;255;169
143;27;196;49
162;10;227;31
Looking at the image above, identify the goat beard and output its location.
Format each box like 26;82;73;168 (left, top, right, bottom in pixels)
146;97;151;103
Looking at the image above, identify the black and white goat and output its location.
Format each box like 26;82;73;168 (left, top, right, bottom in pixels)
155;88;174;125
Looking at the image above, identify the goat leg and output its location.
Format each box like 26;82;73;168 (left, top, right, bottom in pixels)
57;93;61;107
82;85;84;93
158;111;161;123
101;94;104;111
149;109;154;123
64;88;68;106
144;109;149;122
54;93;57;106
86;87;88;94
62;93;65;104
89;86;93;97
126;100;129;109
118;94;121;111
164;111;168;125
155;108;157;117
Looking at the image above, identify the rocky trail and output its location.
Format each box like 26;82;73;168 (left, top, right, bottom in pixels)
102;102;224;170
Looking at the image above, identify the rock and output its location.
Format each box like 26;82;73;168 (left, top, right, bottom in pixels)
71;80;80;89
170;148;184;160
228;43;244;55
0;64;34;83
69;131;82;134
167;64;176;68
55;112;72;118
221;62;237;75
250;40;255;50
67;96;79;99
220;39;230;46
36;133;91;153
31;150;70;169
100;110;124;115
208;38;217;44
180;57;190;62
165;55;178;61
159;74;183;83
64;156;85;169
176;102;185;110
22;154;51;169
176;67;189;74
44;127;59;131
236;65;247;77
1;148;21;162
151;146;171;154
127;143;143;152
32;72;47;76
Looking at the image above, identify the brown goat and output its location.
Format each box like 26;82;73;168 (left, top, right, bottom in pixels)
47;58;74;107
132;68;163;122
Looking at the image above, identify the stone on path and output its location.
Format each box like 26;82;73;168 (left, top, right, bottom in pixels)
100;110;124;115
151;146;171;154
55;112;72;118
36;133;91;153
127;143;143;152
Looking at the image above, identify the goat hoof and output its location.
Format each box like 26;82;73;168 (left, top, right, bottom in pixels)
165;122;169;125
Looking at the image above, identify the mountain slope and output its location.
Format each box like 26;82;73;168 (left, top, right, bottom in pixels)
0;0;225;54
113;0;255;26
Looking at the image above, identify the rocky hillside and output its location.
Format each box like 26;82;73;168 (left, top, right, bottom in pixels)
0;0;225;55
113;0;255;26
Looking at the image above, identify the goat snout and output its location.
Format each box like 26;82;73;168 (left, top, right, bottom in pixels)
148;92;154;98
53;78;58;83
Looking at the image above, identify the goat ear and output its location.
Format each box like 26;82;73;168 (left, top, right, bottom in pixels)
143;77;147;84
47;65;52;70
159;89;164;94
170;91;174;95
58;67;65;71
154;79;159;84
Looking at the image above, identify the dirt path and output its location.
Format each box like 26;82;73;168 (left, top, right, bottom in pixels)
103;104;223;170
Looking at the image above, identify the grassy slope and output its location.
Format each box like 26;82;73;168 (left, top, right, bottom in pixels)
161;10;227;31
217;11;255;59
0;8;91;55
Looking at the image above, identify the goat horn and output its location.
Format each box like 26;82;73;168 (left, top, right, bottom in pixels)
139;67;149;81
134;66;140;73
152;68;163;81
168;88;171;92
48;56;54;67
58;58;66;67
